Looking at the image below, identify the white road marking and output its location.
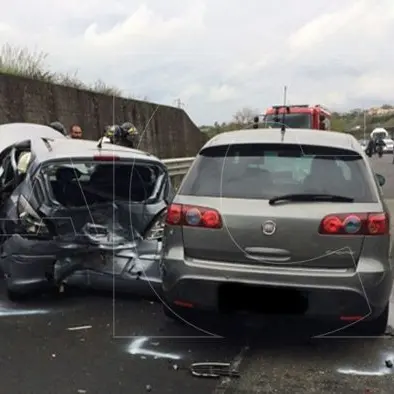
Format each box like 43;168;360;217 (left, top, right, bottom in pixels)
67;325;92;331
127;337;181;360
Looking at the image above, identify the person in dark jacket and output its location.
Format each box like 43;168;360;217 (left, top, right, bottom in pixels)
375;136;386;147
103;124;121;144
49;121;68;137
119;122;139;148
365;137;375;157
375;136;386;156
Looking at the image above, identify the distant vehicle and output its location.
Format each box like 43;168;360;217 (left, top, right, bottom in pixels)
0;123;172;301
161;127;392;336
263;104;331;130
383;138;394;153
370;127;389;140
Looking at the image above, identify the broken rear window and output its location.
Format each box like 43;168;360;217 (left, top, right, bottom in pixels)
42;160;163;206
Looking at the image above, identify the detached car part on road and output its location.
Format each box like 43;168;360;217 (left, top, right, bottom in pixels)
161;127;393;335
0;123;171;300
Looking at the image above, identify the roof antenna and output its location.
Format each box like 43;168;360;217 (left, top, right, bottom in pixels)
281;85;288;141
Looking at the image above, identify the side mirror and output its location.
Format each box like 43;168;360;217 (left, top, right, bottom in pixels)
375;173;385;186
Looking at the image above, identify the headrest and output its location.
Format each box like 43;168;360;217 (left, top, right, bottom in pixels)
56;167;78;182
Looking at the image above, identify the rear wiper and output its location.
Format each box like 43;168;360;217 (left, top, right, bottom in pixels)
268;193;354;205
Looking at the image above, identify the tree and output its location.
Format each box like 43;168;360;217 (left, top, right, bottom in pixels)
331;116;347;132
233;107;257;125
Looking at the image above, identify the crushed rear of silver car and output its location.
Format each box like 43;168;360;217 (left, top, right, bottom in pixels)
1;147;169;300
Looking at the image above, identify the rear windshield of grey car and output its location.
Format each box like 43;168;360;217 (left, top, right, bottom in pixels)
179;143;377;202
41;160;163;207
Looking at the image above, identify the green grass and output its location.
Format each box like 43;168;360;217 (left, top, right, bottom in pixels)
0;43;128;97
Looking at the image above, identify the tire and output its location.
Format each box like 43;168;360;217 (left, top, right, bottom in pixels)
353;304;389;336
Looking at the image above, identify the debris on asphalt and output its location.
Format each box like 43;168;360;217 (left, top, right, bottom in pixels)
385;359;393;368
77;390;87;394
145;384;152;391
190;362;240;378
173;364;179;371
51;354;56;358
67;325;92;331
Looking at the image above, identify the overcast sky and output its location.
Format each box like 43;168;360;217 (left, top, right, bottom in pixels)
1;0;394;125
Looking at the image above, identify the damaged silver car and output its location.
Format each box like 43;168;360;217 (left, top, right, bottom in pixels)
0;123;170;301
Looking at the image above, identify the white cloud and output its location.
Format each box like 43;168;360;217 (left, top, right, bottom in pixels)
208;84;237;102
1;0;394;124
287;1;366;52
0;22;11;32
178;84;204;101
84;3;206;48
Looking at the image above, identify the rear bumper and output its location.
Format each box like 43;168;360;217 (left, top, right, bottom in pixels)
161;256;394;319
0;234;162;295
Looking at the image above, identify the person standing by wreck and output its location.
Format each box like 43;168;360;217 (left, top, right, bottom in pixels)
69;124;83;139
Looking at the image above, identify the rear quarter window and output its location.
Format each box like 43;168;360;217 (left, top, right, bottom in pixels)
179;143;377;202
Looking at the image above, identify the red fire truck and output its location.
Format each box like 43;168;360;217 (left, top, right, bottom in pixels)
262;104;332;130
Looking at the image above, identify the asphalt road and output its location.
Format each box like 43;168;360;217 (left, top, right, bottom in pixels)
0;154;394;394
371;153;394;198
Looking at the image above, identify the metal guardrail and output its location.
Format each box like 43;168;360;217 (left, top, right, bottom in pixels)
162;157;195;177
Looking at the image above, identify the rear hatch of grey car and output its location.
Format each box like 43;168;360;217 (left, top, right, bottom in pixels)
171;142;389;270
18;151;169;279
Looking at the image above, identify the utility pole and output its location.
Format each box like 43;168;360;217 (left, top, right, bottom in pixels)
363;110;367;140
174;98;185;109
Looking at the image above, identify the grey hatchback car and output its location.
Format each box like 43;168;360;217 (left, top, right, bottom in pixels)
160;128;393;335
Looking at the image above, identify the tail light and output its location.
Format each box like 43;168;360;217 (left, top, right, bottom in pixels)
166;204;222;229
144;210;166;240
319;212;389;235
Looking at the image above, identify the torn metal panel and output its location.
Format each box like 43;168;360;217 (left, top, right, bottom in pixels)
1;201;165;296
63;239;163;296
